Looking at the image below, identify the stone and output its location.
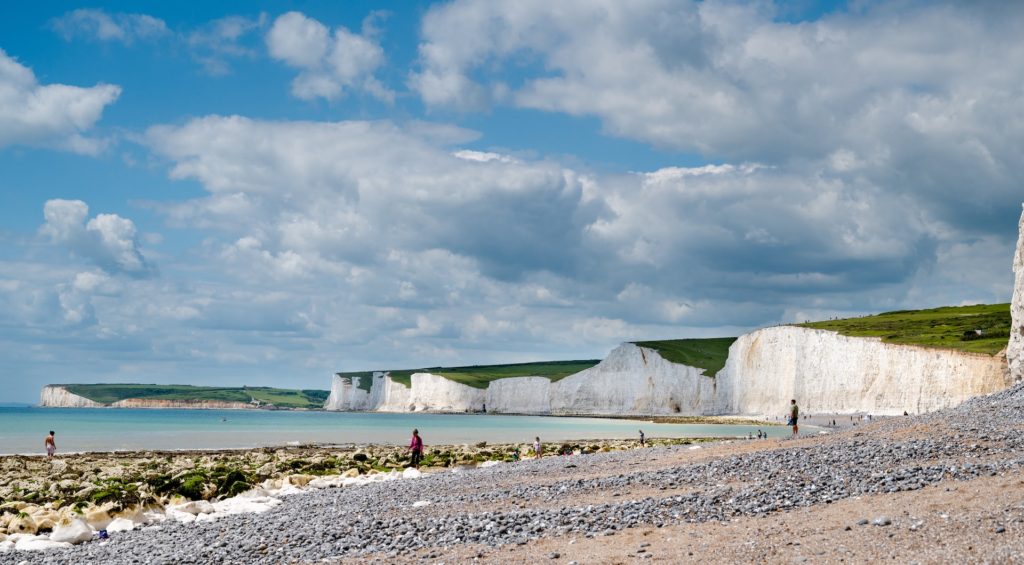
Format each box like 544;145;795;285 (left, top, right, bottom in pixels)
49;517;93;544
871;516;892;527
6;514;37;535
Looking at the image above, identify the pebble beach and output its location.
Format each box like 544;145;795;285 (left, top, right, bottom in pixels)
1;380;1022;563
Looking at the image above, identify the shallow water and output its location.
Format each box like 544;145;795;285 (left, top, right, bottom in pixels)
0;407;793;455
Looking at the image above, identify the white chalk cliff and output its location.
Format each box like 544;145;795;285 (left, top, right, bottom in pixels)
327;343;718;416
549;343;717;416
39;386;103;408
327;330;1011;417
717;326;1011;416
1009;204;1024;383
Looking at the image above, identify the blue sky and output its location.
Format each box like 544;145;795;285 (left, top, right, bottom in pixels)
1;1;1021;403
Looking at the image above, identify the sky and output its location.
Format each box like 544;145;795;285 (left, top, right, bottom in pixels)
1;1;1022;403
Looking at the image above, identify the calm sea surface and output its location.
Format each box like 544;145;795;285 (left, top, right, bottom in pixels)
0;407;792;455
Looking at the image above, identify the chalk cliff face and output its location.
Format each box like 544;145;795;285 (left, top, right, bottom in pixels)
1009;204;1024;382
718;326;1011;416
39;386;103;408
549;343;718;416
485;377;552;414
323;372;477;412
326;344;718;416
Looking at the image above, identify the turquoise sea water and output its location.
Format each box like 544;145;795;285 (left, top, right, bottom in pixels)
0;407;792;455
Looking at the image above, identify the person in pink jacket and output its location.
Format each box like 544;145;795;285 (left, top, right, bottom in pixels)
408;429;424;468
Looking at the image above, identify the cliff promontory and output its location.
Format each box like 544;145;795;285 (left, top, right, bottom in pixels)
38;384;329;409
1009;204;1024;382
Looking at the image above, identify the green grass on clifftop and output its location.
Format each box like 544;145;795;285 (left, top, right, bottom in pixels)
62;384;329;409
797;303;1010;355
337;360;601;390
631;338;738;377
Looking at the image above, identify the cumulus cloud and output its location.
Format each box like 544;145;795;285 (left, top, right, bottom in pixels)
40;200;156;278
137;111;1019;372
412;1;1024;232
0;49;120;154
51;9;169;44
266;11;392;102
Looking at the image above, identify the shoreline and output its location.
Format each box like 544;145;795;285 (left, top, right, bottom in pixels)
0;437;724;546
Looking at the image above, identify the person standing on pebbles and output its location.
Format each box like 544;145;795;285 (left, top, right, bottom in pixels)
408;429;424;468
639;429;645;447
787;400;799;438
44;430;56;457
533;436;542;459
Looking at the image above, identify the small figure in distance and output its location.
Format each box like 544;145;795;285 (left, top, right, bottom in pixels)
757;429;763;439
408;429;423;468
639;429;645;447
787;400;799;438
45;431;56;457
533;436;542;459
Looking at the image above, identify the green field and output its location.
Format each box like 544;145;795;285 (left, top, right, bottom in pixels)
797;303;1011;355
337;360;601;390
62;384;330;409
631;338;738;377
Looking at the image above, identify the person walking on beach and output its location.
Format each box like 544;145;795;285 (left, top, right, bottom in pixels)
44;431;56;457
639;429;645;447
408;429;423;468
787;400;799;438
533;436;542;459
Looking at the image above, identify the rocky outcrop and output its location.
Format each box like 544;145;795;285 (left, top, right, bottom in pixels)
717;326;1011;416
39;386;103;408
1009;204;1024;382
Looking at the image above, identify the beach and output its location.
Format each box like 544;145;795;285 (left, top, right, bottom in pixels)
2;380;1023;562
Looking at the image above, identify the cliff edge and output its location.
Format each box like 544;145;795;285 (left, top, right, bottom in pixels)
1009;204;1024;382
718;325;1011;416
39;386;103;408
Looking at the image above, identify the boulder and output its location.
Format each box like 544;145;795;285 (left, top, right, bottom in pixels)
14;536;73;551
7;514;37;535
50;517;93;544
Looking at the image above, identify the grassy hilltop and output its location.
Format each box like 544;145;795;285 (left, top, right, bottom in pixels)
62;384;329;409
797;303;1011;355
337;360;602;391
631;338;738;377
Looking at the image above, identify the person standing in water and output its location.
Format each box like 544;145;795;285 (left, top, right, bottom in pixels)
787;400;799;438
44;431;56;457
533;436;542;459
408;429;424;468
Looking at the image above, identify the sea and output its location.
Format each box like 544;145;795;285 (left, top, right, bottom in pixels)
0;407;792;455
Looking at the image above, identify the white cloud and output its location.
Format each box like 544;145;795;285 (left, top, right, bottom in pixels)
51;9;169;44
0;49;120;154
40;200;156;277
266;11;392;102
412;1;1024;190
188;14;267;75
